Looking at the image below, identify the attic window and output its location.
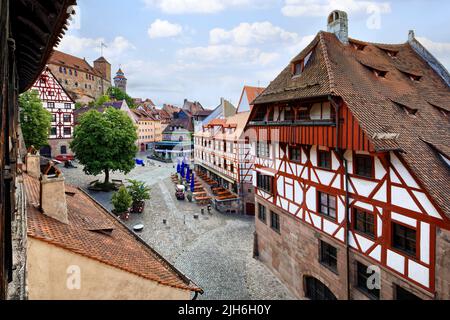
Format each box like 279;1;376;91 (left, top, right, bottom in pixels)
384;49;398;58
428;102;449;117
373;69;387;78
394;101;418;117
293;50;313;77
351;42;367;51
402;71;422;82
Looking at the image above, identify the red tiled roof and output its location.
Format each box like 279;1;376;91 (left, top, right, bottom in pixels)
207;119;227;127
253;31;450;218
243;86;265;105
23;174;201;293
49;50;103;78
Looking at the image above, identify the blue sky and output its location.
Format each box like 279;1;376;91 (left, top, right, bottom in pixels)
59;0;450;108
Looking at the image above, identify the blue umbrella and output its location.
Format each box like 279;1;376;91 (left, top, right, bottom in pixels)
186;168;191;183
180;161;185;177
176;162;181;174
190;173;195;192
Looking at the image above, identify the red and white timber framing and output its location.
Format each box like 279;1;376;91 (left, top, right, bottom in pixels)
250;102;450;294
31;67;75;141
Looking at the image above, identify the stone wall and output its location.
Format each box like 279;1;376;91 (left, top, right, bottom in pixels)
47;64;111;103
435;228;450;299
8;176;28;300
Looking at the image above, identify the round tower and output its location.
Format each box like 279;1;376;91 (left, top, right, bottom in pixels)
114;68;127;93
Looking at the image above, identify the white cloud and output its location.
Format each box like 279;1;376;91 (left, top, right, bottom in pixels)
143;0;274;14
57;35;135;62
417;37;450;70
148;19;183;38
210;22;300;46
177;45;272;65
281;0;391;17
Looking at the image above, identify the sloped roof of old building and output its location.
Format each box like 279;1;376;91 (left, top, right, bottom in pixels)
23;174;202;293
253;31;450;218
12;0;77;92
163;117;194;133
94;56;110;64
237;86;266;111
131;109;157;121
49;50;103;77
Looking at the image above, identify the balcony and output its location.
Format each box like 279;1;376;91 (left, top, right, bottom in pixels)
248;119;336;127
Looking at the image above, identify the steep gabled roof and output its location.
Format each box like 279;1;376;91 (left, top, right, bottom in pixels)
253;31;450;218
24;174;201;293
237;86;266;112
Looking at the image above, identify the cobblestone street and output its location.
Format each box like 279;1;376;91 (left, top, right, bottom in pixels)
60;157;296;300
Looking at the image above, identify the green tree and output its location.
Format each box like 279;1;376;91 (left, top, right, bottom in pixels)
95;95;110;107
111;186;132;213
107;87;135;108
19;90;52;149
70;108;138;185
126;179;151;204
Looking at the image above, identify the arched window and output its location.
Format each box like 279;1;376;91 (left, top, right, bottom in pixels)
304;276;337;300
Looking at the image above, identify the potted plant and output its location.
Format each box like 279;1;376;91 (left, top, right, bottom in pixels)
111;186;132;220
126;179;151;214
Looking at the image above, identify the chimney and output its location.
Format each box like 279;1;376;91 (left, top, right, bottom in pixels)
26;148;41;179
40;163;69;224
327;10;349;44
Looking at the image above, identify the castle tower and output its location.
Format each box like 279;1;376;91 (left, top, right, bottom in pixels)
94;57;111;82
94;56;111;95
114;68;127;93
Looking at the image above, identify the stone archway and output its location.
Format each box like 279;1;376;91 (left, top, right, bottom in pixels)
304;276;337;300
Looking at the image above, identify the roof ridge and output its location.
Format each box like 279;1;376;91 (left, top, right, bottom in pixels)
319;32;336;94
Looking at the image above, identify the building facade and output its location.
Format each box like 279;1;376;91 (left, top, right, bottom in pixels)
47;50;112;104
31;68;76;159
194;111;255;215
155;110;195;161
131;108;163;152
247;11;450;300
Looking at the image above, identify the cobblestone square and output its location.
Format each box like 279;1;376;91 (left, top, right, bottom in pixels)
60;156;295;300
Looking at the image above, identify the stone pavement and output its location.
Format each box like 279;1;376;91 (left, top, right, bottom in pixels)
60;158;296;300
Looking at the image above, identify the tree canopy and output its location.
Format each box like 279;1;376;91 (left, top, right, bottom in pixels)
107;87;135;108
70;107;138;184
19;90;52;149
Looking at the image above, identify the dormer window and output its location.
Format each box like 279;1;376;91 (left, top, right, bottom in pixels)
373;69;387;78
351;42;367;51
384;49;398;58
293;49;314;77
404;72;422;82
294;62;303;76
393;101;418;117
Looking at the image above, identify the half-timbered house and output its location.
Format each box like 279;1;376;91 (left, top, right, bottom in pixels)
31;68;76;159
194;104;255;215
247;10;450;300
